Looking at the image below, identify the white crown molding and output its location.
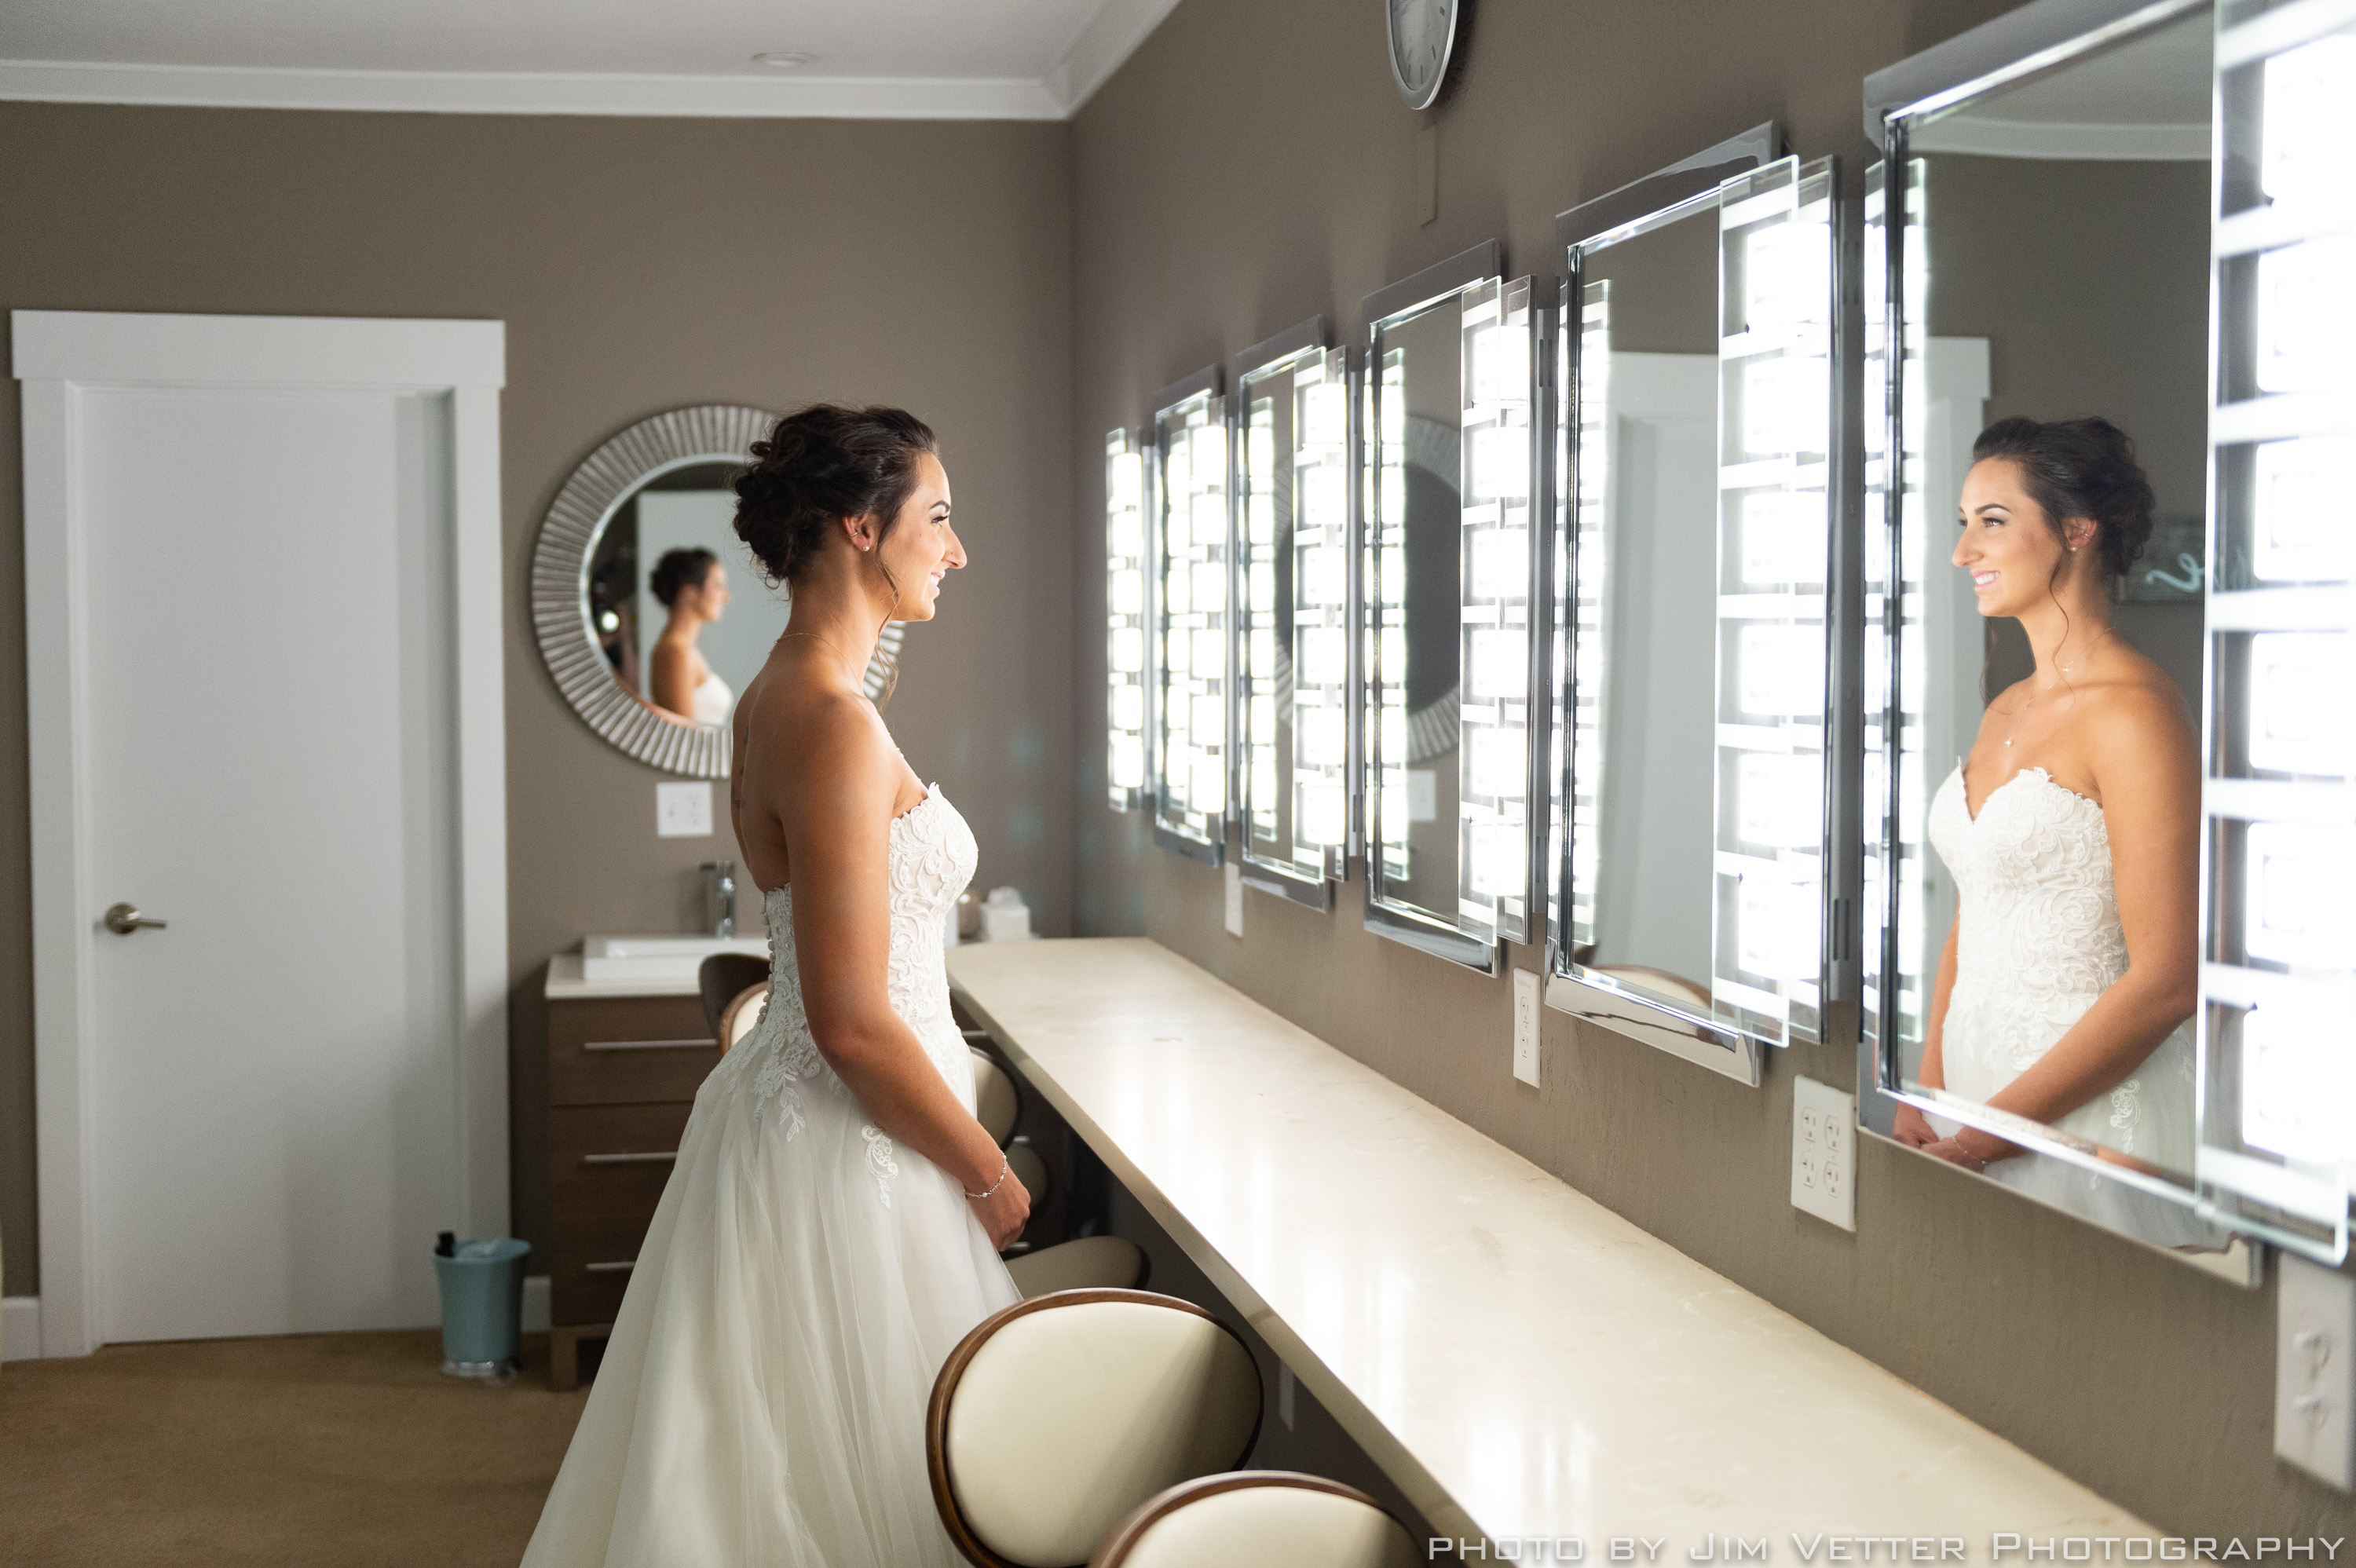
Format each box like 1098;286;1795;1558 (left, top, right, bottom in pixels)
1045;0;1185;113
0;57;1067;119
1911;114;2210;160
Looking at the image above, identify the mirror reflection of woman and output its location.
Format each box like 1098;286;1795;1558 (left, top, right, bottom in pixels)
1892;417;2203;1216
647;546;733;726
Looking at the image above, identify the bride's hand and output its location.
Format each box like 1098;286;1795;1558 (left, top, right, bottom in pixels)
1920;1137;1988;1173
970;1168;1031;1252
1890;1104;1939;1147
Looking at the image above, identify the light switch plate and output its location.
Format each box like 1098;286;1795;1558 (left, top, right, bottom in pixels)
656;781;712;838
1222;859;1243;938
1791;1076;1855;1231
2277;1253;2356;1489
1512;968;1540;1087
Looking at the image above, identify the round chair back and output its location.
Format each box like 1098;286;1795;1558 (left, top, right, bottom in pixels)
972;1050;1019;1144
928;1289;1261;1568
716;984;766;1054
1089;1472;1421;1568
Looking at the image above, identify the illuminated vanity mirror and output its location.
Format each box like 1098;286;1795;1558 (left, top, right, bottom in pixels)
1360;242;1543;971
530;405;900;777
1234;319;1353;904
1863;0;2259;1271
1151;369;1231;864
1548;127;1852;1087
2194;0;2356;1263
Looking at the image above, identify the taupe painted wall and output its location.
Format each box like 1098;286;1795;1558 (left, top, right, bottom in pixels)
0;103;1073;1288
1070;0;2354;1537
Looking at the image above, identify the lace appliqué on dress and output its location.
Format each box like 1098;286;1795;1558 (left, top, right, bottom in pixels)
733;786;980;1212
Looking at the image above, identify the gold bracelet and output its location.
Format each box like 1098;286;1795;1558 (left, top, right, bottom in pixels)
964;1157;1010;1201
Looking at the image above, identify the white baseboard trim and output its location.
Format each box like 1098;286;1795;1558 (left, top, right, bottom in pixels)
2;1296;40;1361
522;1274;551;1335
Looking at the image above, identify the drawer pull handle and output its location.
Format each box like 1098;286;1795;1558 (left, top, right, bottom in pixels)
580;1151;678;1165
584;1038;715;1052
583;1260;635;1274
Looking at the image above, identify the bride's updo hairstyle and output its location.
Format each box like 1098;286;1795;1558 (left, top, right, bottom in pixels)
733;404;938;588
1970;415;2156;581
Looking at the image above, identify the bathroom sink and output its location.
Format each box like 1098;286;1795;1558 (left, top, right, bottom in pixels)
581;933;770;982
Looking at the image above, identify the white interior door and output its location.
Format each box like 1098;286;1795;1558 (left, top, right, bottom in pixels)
17;312;507;1352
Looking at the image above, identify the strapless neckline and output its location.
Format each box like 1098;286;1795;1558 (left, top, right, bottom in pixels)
1958;765;2100;826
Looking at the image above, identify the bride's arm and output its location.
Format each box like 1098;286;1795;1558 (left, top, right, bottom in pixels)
770;697;1030;1247
1963;685;2200;1156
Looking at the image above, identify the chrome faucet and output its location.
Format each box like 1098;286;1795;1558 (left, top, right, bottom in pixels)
701;860;737;938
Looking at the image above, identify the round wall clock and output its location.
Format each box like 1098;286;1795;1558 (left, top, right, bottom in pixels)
1387;0;1463;111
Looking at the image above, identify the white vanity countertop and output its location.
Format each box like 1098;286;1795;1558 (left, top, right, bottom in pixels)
947;938;2150;1554
544;952;701;1000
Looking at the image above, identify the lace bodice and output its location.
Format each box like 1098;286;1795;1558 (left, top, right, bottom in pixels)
726;786;979;1203
1927;764;2191;1159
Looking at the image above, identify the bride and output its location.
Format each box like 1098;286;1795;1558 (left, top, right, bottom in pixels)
1892;415;2207;1233
523;404;1028;1565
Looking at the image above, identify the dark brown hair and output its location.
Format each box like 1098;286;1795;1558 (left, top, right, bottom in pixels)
732;404;938;590
1970;415;2156;580
648;546;718;608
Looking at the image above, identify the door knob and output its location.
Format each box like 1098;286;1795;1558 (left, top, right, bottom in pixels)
103;902;167;936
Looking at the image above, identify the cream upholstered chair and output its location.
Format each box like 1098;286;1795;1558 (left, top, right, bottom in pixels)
1088;1473;1421;1568
716;984;768;1054
969;1048;1148;1296
972;1049;1022;1142
927;1289;1262;1568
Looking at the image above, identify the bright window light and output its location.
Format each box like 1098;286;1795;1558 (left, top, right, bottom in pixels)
1164;627;1189;674
1191;492;1227;551
1469;527;1527;600
1192;629;1224;678
2263;35;2356;211
1299;707;1344;767
1742;355;1829;458
1380;773;1412;844
1111;627;1143;673
1110;568;1143;615
1249;629;1275;677
1165;565;1191;616
1467;821;1527;897
1110;734;1144;789
2244;823;2352;970
2242;1002;2356;1164
1113;684;1143;732
2247;632;2348;777
1380;466;1406;531
2255;239;2356;395
2253;437;2354;583
1189;752;1225;814
1302;381;1347;448
1469;627;1527;701
1741;489;1824;585
1744;220;1827;334
1304;466;1345;531
1469;726;1526;799
1301;546;1343;608
1247;491;1276;546
1301;627;1344;686
1246;424;1273;485
1299;783;1346;847
1471;425;1528;499
1249;563;1275;612
1736;752;1822;848
1736;871;1820;980
1737;623;1824;716
1194;561;1225;615
1469;321;1528;407
1110;450;1143;510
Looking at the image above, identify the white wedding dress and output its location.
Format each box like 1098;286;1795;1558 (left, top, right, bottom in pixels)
522;786;1020;1566
1925;764;2223;1248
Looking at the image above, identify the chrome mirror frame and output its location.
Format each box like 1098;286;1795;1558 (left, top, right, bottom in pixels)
1232;316;1353;910
1149;366;1231;866
1858;0;2263;1283
530;404;902;778
1357;241;1548;974
1543;127;1860;1089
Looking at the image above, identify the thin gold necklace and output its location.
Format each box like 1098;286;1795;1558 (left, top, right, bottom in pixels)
2003;626;2115;747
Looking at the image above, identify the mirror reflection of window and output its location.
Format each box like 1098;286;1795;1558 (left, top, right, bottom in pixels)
1887;11;2224;1245
583;459;792;729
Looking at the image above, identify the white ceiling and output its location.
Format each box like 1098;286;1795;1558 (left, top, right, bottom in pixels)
0;0;1182;119
1912;10;2212;160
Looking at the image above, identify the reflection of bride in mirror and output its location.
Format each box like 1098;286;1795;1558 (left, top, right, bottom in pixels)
647;546;734;726
1892;416;2201;1200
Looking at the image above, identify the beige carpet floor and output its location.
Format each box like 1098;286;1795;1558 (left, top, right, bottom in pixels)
0;1329;589;1567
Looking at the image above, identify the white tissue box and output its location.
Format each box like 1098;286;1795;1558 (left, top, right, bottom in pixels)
982;905;1033;941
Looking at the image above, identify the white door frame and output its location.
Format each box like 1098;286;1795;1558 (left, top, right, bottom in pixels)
13;310;510;1356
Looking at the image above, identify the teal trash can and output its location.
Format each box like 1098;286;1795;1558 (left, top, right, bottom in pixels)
431;1237;531;1380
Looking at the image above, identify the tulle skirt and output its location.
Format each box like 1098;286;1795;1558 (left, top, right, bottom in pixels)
521;1048;1020;1566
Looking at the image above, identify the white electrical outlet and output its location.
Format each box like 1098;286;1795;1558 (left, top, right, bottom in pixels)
655;780;712;838
2277;1253;2356;1490
1790;1076;1855;1231
1512;968;1540;1087
1222;859;1244;938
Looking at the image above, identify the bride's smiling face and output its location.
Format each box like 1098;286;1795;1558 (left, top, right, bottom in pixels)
1953;456;2086;619
873;451;965;621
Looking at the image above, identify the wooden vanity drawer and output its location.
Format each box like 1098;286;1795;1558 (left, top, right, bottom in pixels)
550;1102;694;1218
547;1212;664;1327
547;993;720;1106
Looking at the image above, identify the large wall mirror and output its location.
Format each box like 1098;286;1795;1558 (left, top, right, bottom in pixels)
1234;318;1353;905
1546;129;1853;1087
1863;0;2263;1274
532;406;901;777
1359;242;1545;972
1151;368;1231;864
